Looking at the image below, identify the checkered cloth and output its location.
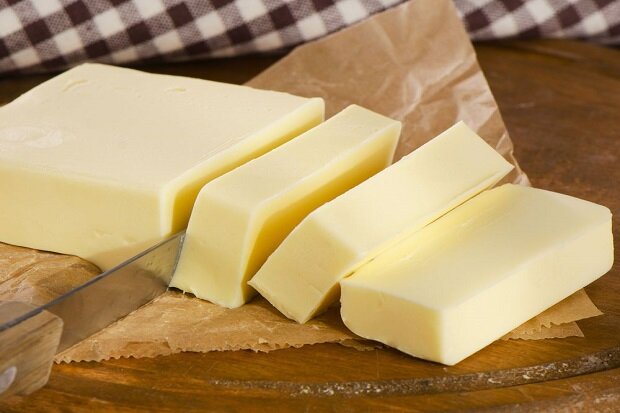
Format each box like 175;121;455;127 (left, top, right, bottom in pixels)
0;0;618;76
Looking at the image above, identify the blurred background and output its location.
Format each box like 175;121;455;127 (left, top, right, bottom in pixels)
0;0;618;76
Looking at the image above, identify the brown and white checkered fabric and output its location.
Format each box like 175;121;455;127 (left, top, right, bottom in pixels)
457;0;619;44
0;0;618;76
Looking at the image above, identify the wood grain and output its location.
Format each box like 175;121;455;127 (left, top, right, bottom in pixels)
0;40;618;411
0;302;62;398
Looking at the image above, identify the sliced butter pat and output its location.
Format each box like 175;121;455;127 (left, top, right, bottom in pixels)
170;105;401;308
0;63;323;270
249;121;514;323
340;184;613;365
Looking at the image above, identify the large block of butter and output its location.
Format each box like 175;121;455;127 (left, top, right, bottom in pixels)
340;184;613;365
170;105;401;308
0;63;323;270
249;122;513;323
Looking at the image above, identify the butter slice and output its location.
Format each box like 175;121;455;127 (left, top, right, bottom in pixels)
249;122;514;323
170;105;401;307
0;63;323;270
340;184;613;365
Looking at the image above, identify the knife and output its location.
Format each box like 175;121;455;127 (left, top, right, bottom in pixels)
0;232;185;398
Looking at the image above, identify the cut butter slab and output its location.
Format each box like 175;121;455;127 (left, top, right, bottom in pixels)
340;184;614;365
0;63;323;270
170;105;401;308
249;121;514;323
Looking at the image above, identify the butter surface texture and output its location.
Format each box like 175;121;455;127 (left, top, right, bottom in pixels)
249;122;514;323
170;105;401;308
340;184;614;365
0;63;323;270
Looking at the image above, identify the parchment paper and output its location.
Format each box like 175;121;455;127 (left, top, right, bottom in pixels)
0;240;602;363
0;0;602;363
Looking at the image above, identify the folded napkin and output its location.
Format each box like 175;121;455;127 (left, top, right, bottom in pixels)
0;0;618;76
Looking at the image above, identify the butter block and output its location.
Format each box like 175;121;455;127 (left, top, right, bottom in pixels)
340;184;614;365
0;63;323;270
249;121;514;323
170;105;401;308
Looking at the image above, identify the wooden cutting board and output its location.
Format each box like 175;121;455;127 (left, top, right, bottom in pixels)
0;39;618;412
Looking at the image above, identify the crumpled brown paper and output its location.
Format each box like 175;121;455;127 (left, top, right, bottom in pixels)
500;290;602;340
248;0;528;186
0;0;602;363
0;240;602;363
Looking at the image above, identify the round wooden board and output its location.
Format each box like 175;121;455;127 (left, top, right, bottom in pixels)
0;40;618;412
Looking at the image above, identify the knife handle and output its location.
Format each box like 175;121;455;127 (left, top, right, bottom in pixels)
0;301;63;398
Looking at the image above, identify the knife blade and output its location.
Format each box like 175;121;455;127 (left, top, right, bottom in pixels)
50;231;185;352
0;232;185;398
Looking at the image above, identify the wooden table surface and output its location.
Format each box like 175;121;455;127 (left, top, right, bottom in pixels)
0;40;618;412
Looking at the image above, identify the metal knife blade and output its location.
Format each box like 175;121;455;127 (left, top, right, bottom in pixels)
2;232;185;353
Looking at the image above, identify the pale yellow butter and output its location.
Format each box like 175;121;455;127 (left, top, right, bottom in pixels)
170;105;401;308
249;122;514;323
0;63;324;270
340;184;613;365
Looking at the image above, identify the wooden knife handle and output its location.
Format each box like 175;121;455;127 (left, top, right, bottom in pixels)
0;301;63;398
